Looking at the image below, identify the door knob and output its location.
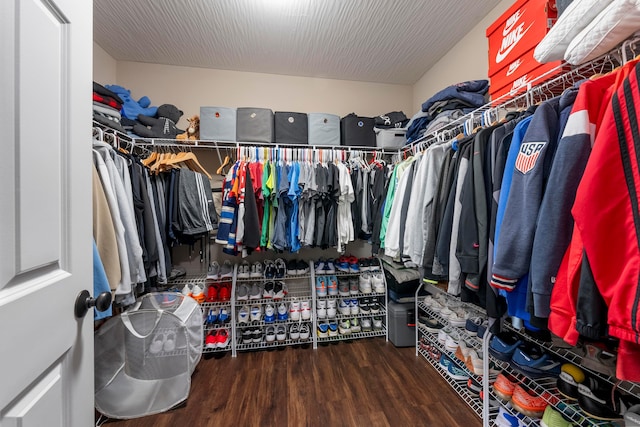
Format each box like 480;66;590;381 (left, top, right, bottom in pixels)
74;290;112;318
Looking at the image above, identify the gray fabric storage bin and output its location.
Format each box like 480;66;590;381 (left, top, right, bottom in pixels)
274;112;308;145
308;113;340;146
200;106;236;141
236;107;274;143
388;301;415;347
340;114;376;147
375;127;407;149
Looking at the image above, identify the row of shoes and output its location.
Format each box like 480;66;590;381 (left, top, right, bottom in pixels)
240;322;312;344
236;282;288;300
201;281;232;303
317;317;384;337
423;293;484;329
315;273;384;297
237;299;313;324
317;296;384;319
206;306;231;324
205;328;231;349
314;257;380;275
489;332;562;379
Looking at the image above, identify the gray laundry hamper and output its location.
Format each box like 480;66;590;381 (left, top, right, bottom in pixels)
94;292;203;419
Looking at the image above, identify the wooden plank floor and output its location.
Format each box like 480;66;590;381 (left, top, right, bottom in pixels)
100;338;481;427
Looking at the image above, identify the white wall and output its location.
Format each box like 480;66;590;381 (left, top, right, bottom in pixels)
115;61;413;129
93;42;117;84
412;0;513;111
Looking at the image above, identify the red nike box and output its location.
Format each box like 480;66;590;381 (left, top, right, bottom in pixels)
489;46;568;101
487;0;557;77
489;60;566;103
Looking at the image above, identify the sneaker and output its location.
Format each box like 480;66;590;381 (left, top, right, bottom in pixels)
358;258;369;272
273;281;288;300
237;260;250;279
296;259;310;275
496;406;527;427
349;278;359;295
336;256;351;273
466;378;482;396
207;261;220;279
372;316;383;330
624;405;640;426
359;273;372;293
361;317;372;332
317;299;327;319
205;330;218;349
580;343;617;378
252;325;263;343
328;320;338;337
327;276;338;296
339;319;351;335
325;259;336;274
264;260;276;279
339;299;351;316
465;350;499;377
510;343;561;378
447;308;468;328
557;363;585;400
220;260;233;278
250;304;262;321
217;328;230;348
465;316;484;333
437;327;451;345
315;276;327;297
299;323;311;340
455;338;474;362
350;318;361;333
338;279;350;296
289;300;301;321
286;259;299;275
540;406;573;427
249;283;262;300
359;297;371;314
489;332;523;362
445;329;460;352
369;299;381;314
326;299;337;318
315;259;326;275
446;363;469;381
206;307;219;324
347;256;360;273
206;283;219;302
264;303;275;323
300;300;311;320
218;282;231;301
578;376;633;420
265;325;276;342
371;272;384;293
289;323;300;340
191;284;205;303
493;372;518;401
250;261;263;278
317;321;329;338
181;284;192;298
236;284;249;301
242;327;252;344
218;307;229;323
349;299;359;315
262;281;274;299
511;384;551;418
368;258;380;271
274;258;286;278
277;302;288;321
439;354;454;370
237;305;250;324
418;316;444;333
276;325;287;341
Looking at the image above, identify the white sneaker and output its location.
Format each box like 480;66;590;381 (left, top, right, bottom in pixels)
326;299;337;318
265;325;276;343
299;323;310;340
317;299;327;319
191;284;205;302
361;317;372;332
359;273;372;294
315;259;326;275
300;300;311;320
250;304;263;322
438;326;453;344
448;308;469;327
350;299;359;315
181;284;192;297
276;325;287;342
289;323;300;340
445;329;460;352
207;261;220;280
237;261;250;279
339;299;351;316
372;317;383;330
371;272;385;293
339;319;351;335
350;318;361;333
289;299;301;321
237;305;250;324
264;303;276;323
250;261;263;278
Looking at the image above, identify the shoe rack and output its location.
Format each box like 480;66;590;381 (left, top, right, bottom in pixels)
415;283;640;427
232;262;315;356
313;257;388;344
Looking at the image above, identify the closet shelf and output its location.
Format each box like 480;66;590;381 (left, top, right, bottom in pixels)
235;337;313;351
316;329;386;342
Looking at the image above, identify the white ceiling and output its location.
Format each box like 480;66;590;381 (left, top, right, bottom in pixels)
94;0;501;85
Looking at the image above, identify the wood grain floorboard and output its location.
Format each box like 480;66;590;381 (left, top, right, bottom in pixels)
101;339;481;427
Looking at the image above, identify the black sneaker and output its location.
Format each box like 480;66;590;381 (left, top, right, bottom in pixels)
358;258;369;272
242;328;252;344
467;377;482;396
252;324;263;343
296;259;310;275
274;258;286;278
578;377;636;420
359;297;371;314
264;261;276;279
286;259;298;275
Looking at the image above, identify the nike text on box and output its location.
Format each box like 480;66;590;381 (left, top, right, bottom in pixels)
489;61;567;104
486;0;557;77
